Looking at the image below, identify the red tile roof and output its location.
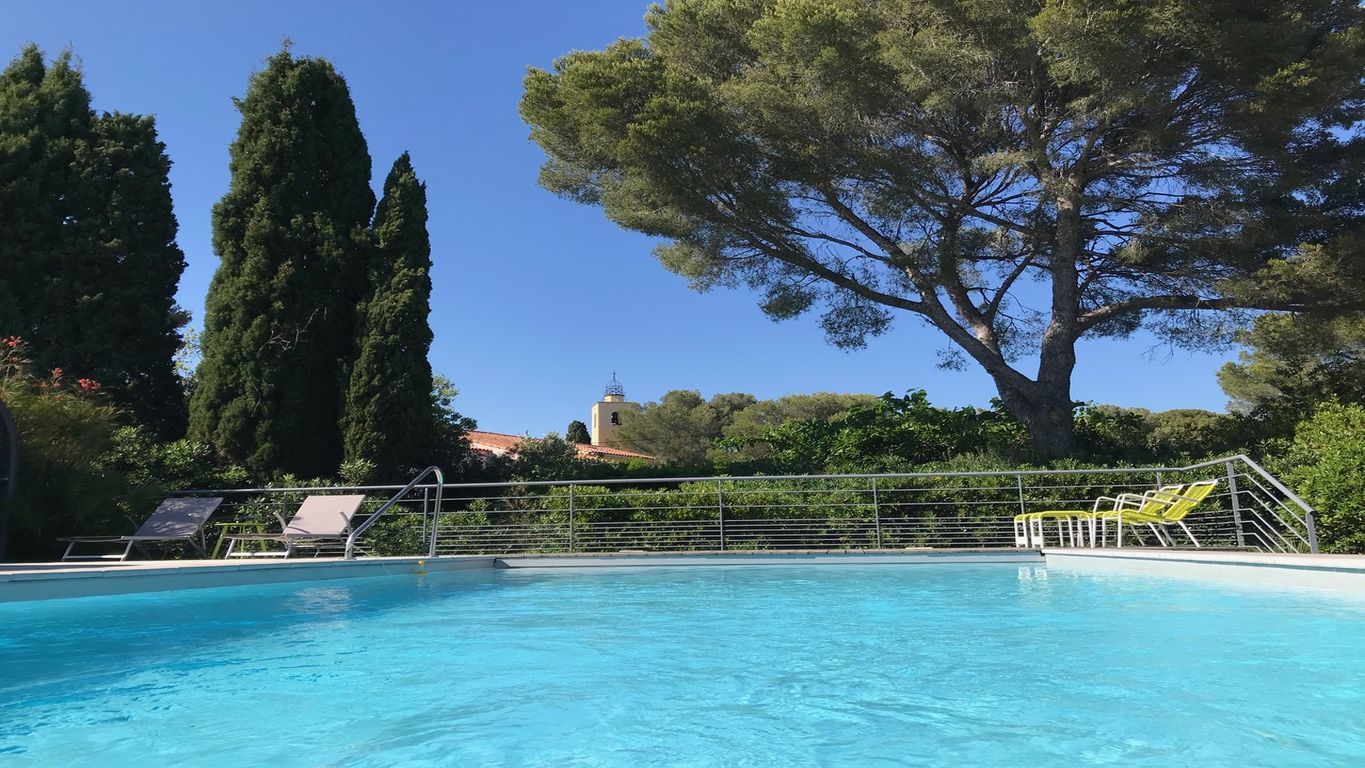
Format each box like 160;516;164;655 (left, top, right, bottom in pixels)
577;442;655;461
465;431;524;455
466;430;655;462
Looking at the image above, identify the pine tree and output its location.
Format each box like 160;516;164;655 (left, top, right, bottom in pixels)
0;46;187;435
342;153;435;477
190;49;374;477
521;0;1365;458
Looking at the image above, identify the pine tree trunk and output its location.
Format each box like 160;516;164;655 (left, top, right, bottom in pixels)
991;378;1077;460
1023;394;1076;459
1018;184;1082;461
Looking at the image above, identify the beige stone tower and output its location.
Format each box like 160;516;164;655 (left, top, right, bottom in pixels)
591;374;638;446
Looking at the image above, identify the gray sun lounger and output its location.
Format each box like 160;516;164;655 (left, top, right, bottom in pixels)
222;494;367;558
58;497;225;562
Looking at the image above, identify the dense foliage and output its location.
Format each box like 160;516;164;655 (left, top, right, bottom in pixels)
507;434;602;482
343;153;437;479
0;46;187;436
1073;405;1243;465
614;390;757;463
722;391;1026;472
1219;312;1365;434
1281;402;1365;553
521;0;1365;456
722;393;877;448
190;49;376;477
586;385;1261;476
191;50;457;483
0;338;241;560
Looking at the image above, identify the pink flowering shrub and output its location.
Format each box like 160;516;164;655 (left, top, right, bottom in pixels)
1;339;104;398
1;337;131;559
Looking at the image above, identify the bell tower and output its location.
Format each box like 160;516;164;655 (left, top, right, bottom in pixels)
591;374;636;446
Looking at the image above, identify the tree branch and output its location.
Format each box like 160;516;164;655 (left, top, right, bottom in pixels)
734;222;927;315
986;256;1034;323
1076;294;1365;332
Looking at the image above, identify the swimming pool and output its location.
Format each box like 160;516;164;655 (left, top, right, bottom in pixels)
2;564;1363;766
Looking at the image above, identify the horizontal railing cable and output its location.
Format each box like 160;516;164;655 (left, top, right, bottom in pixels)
176;455;1319;557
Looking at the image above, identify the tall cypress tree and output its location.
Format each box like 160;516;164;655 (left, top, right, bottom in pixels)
69;114;188;435
0;46;51;336
0;46;93;356
190;49;374;477
342;153;435;477
0;46;186;435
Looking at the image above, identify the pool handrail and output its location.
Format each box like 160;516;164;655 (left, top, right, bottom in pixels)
344;465;445;560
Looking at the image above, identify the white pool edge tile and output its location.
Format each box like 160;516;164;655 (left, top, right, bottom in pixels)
1043;548;1365;594
0;556;496;602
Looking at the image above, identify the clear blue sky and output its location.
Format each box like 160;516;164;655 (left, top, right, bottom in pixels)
4;1;1239;435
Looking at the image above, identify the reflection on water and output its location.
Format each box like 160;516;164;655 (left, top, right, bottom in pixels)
284;586;355;616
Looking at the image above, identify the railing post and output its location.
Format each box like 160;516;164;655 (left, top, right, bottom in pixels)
1224;460;1245;549
420;486;430;548
717;480;725;551
568;484;575;553
1015;475;1025;517
1303;493;1320;554
872;478;882;549
427;474;444;559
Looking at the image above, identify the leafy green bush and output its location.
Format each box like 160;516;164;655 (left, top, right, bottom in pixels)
2;339;133;558
104;426;247;491
1283;402;1365;554
509;433;616;481
720;391;1029;473
1;337;246;560
1075;405;1242;464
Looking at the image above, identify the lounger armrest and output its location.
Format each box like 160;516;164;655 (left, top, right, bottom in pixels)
1092;494;1149;512
1119;487;1184;506
1154;489;1207;503
56;535;126;543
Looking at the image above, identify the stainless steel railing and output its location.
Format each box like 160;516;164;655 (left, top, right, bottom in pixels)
343;465;444;559
179;454;1321;558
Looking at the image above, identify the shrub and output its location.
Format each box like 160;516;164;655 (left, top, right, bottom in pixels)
104;426;247;491
1283;402;1365;554
1;338;132;558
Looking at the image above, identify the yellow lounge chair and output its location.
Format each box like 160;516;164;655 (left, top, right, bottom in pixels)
1013;485;1185;548
1099;480;1217;548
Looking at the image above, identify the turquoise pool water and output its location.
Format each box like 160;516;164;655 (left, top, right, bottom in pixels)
1;564;1363;766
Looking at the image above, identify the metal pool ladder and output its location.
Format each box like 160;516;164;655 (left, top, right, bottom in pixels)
344;465;445;560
